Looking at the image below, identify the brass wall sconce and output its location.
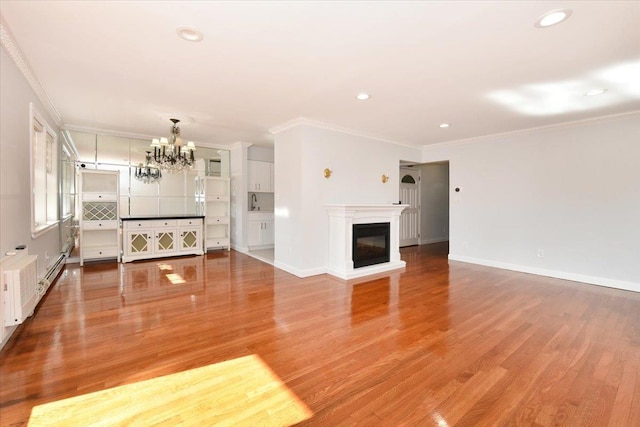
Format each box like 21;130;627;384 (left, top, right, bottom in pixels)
381;174;389;183
324;168;332;179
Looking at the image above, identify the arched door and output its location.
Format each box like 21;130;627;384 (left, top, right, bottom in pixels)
399;168;420;247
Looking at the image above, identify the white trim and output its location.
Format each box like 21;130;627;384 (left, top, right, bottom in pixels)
269;117;417;149
229;141;253;149
63;124;236;151
423;110;640;151
31;221;59;239
30;103;58;237
63;124;157;142
273;260;326;278
448;254;640;294
230;243;249;254
0;19;62;126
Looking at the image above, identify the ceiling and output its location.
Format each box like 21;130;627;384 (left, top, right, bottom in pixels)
1;1;639;148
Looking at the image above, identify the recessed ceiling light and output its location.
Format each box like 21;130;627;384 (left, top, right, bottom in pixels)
176;26;203;42
585;88;607;96
535;9;572;28
356;93;370;101
439;123;450;128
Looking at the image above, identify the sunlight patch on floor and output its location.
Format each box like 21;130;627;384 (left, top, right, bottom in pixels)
28;354;313;426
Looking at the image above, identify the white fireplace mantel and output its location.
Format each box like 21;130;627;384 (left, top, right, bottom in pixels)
325;204;408;280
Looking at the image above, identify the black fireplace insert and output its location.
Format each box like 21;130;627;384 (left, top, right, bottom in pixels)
352;222;390;268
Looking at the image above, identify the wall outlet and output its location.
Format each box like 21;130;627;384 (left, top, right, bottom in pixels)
537;249;544;258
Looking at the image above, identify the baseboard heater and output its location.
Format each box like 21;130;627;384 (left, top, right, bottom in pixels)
39;252;66;296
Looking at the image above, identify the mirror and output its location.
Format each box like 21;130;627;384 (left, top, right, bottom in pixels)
63;130;230;217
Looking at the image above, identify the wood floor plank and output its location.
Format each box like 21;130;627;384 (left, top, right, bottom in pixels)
1;243;640;426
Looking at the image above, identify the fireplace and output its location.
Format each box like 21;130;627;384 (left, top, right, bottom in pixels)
352;223;390;268
326;204;407;280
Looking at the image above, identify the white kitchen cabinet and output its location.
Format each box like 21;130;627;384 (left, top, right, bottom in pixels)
248;212;274;249
79;169;120;266
122;217;204;262
198;176;231;251
248;160;273;192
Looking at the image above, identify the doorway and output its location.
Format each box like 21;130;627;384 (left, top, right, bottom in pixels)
399;167;420;247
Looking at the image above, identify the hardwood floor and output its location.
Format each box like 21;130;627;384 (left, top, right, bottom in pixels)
1;242;639;426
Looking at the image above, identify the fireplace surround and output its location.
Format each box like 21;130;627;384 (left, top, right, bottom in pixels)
326;204;407;279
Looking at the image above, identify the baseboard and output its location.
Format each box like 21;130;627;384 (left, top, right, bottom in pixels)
419;237;449;245
248;244;274;251
273;261;326;278
230;244;249;255
448;254;640;293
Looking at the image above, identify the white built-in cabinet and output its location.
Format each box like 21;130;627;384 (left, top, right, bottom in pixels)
198;176;231;250
121;218;203;263
79;169;120;266
248;212;274;249
248;160;274;192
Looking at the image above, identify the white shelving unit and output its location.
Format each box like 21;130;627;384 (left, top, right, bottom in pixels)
79;169;120;266
199;176;231;251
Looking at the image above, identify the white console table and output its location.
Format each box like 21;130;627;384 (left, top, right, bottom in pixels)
121;216;204;263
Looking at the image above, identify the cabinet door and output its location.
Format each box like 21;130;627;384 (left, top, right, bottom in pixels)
154;228;177;254
266;163;274;192
248;161;272;192
248;220;263;245
126;230;153;257
179;227;201;252
262;220;274;245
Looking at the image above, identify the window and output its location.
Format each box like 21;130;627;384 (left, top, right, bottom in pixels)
30;103;58;237
401;174;416;184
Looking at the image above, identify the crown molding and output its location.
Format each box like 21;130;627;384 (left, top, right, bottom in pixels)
269;117;419;150
0;18;62;126
229;141;253;150
63;124;156;141
422;110;640;151
63;124;235;151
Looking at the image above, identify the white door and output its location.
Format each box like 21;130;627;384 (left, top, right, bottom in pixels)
399;168;420;247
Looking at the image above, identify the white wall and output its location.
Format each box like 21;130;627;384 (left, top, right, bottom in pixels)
229;142;250;252
1;46;62;345
418;163;450;244
273;123;421;276
422;113;640;291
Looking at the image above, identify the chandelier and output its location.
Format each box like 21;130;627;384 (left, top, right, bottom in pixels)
134;151;162;184
149;118;196;173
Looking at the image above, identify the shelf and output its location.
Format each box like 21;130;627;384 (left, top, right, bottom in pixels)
206;224;228;238
80;170;120;266
206;216;229;225
200;176;231;252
